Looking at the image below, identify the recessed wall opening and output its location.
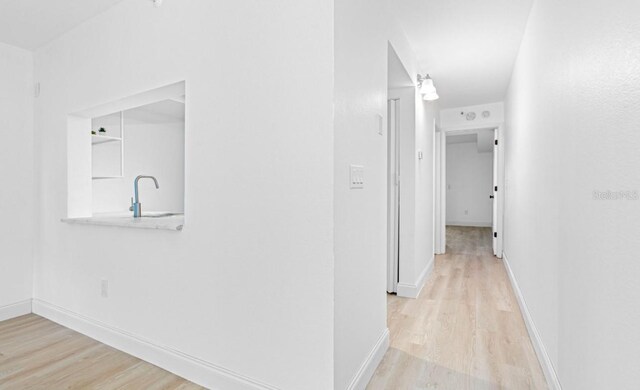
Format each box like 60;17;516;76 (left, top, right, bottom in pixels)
65;81;186;230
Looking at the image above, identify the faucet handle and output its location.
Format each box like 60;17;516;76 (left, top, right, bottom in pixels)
129;197;134;211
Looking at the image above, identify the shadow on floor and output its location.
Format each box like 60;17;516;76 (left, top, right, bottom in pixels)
367;347;507;390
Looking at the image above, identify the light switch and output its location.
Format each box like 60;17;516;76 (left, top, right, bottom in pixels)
350;165;365;189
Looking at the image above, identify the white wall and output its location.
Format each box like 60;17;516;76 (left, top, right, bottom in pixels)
333;1;390;385
32;1;334;389
334;0;436;386
0;43;34;315
93;122;185;214
412;94;436;294
504;0;640;388
446;141;492;226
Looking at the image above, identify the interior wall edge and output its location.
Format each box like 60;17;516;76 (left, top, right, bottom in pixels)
345;328;390;390
396;255;434;299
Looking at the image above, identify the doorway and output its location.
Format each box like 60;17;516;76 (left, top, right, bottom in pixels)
435;126;504;257
386;43;414;293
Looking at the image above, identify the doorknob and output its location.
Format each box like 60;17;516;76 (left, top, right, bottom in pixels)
489;195;494;199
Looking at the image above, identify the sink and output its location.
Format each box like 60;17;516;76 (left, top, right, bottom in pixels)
141;212;183;218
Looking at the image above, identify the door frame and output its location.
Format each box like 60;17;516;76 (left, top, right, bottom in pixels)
492;128;499;255
434;122;505;258
387;98;400;293
434;128;446;254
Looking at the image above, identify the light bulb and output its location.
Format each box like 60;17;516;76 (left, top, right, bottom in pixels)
423;91;439;101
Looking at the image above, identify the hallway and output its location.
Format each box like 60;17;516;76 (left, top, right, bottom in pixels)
368;227;547;389
0;0;637;388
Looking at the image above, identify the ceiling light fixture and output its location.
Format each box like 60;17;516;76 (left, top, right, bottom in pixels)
417;74;439;101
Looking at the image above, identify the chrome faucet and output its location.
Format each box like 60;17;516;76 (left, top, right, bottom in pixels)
130;175;159;218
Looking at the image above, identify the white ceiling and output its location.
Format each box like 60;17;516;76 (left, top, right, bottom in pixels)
0;0;126;50
391;0;533;109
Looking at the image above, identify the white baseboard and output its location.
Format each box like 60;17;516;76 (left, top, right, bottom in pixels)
446;221;492;227
397;256;434;299
502;254;562;390
32;299;278;390
0;299;32;322
347;328;390;390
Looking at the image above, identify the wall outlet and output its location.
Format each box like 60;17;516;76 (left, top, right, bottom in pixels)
101;279;109;298
377;114;384;135
350;165;365;189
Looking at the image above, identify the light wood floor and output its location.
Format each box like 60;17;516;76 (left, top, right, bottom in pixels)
368;226;547;390
0;314;204;389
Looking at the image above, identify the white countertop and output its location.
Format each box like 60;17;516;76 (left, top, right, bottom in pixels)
62;212;184;231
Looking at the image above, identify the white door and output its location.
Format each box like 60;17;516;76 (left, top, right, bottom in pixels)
387;99;400;293
492;128;498;256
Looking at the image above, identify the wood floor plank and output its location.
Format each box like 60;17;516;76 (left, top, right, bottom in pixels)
368;226;547;390
0;314;205;390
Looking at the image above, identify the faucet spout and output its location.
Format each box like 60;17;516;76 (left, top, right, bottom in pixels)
136;175;159;189
132;175;160;218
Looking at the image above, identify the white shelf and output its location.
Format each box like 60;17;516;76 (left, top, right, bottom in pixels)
92;112;124;179
92;134;122;145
